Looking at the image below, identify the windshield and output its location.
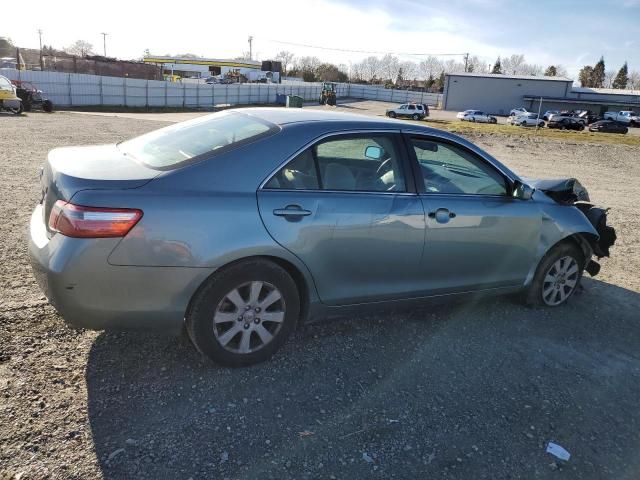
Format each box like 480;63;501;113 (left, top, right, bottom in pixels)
118;111;278;169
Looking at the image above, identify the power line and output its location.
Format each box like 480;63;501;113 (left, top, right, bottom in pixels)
264;38;467;57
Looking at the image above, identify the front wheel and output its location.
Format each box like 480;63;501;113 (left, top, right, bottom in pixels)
388;111;396;118
526;242;584;307
412;113;420;120
42;100;53;113
186;259;300;367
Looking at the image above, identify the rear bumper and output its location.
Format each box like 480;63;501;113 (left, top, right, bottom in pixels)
28;205;214;334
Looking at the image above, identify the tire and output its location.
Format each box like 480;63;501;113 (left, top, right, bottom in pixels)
578;125;585;131
520;121;527;127
538;122;545;127
525;242;584;307
186;259;300;367
490;118;497;124
389;111;396;118
412;113;420;120
42;100;53;113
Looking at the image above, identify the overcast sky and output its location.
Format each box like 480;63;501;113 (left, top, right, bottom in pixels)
4;0;639;79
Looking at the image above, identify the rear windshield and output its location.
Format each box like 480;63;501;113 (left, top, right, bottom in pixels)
118;111;278;170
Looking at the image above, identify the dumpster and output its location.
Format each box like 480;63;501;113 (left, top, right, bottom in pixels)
286;95;304;108
275;93;287;106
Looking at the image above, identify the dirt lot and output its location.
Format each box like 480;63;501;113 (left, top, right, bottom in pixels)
1;108;639;479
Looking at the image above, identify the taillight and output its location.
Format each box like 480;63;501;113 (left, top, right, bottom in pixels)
48;200;142;238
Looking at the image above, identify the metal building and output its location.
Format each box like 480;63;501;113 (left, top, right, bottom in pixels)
443;72;640;115
442;73;572;115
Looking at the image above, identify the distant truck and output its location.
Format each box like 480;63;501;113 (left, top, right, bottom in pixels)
603;111;639;126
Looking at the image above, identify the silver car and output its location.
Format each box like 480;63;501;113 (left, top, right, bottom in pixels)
29;109;616;366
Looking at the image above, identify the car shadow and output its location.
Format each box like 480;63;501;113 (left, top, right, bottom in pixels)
86;278;640;479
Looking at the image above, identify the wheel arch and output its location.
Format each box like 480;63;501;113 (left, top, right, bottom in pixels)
184;254;313;325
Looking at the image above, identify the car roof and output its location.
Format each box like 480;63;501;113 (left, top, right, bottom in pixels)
240;107;410;128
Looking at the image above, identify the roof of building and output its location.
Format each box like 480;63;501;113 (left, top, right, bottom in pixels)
571;86;640;96
523;95;640;107
446;72;572;82
143;56;261;69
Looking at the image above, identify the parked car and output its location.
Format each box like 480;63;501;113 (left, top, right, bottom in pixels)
509;107;529;116
547;112;587;125
547;117;585;131
386;103;428;120
588;120;629;134
543;110;560;121
603;111;639;126
456;110;498;123
0;74;22;114
574;110;600;125
29;109;615;366
508;113;545;127
12;80;53;112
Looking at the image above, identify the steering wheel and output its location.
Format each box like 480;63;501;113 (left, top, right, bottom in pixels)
375;158;392;176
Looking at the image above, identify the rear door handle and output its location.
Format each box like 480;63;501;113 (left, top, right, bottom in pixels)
273;205;312;218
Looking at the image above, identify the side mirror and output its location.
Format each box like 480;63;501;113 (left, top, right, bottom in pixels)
364;145;384;160
513;181;534;200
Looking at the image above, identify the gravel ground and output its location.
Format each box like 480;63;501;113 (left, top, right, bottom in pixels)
1;111;639;480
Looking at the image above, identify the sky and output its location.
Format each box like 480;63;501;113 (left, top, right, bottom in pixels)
3;0;639;80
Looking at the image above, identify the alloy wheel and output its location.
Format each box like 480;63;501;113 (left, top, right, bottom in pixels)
213;281;286;354
542;256;579;306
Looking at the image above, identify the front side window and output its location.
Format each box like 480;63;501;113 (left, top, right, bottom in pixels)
265;134;406;193
411;137;507;196
118;111;277;169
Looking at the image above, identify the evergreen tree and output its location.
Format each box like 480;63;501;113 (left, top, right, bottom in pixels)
579;66;594;87
592;56;605;88
491;57;502;74
612;62;629;89
544;65;557;76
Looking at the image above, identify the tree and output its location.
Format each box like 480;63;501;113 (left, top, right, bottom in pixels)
628;70;640;90
603;70;615;88
491;57;502;74
502;54;525;75
579;66;594;87
544;65;557;76
274;50;295;76
434;71;446;92
612;62;629;89
380;54;400;83
234;51;252;61
592;56;605;88
315;63;348;82
65;40;94;57
419;56;443;81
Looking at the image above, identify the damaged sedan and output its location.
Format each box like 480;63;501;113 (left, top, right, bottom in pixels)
28;109;616;366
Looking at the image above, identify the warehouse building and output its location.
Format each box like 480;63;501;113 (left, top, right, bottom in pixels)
443;72;640;115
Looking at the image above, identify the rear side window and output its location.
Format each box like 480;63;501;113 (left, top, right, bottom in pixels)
118;111;277;170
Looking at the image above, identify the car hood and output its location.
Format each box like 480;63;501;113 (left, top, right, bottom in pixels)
523;177;590;204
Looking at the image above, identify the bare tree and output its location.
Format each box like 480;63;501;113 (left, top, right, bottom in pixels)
628;70;640;90
359;56;383;82
603;70;616;88
399;61;418;81
419;56;442;80
466;56;488;74
502;54;526;75
234;51;252;61
380;54;401;83
274;50;295;75
65;40;94;57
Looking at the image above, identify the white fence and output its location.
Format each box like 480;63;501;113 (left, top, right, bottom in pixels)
0;69;441;108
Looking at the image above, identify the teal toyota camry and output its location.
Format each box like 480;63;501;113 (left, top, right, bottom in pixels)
29;108;615;366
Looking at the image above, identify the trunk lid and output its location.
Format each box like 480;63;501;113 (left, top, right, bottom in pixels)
40;144;160;233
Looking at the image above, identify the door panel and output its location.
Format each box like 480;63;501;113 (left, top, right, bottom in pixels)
419;195;540;293
258;190;425;305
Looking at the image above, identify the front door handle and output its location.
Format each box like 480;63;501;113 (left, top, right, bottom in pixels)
428;208;456;223
273;205;312;219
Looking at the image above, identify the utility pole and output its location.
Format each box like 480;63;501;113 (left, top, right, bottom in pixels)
38;29;44;70
101;32;108;57
248;35;253;60
463;53;469;73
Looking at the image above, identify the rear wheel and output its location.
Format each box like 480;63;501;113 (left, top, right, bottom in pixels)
412;113;420;120
389;111;396;118
186;259;300;367
526;242;584;307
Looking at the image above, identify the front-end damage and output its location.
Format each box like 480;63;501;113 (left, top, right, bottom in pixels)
525;177;617;276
